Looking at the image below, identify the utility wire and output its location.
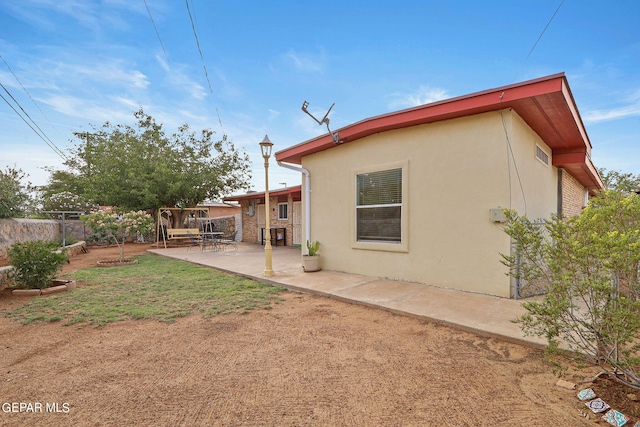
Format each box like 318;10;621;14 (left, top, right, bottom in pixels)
184;0;224;131
501;0;564;212
499;94;527;214
143;0;170;64
1;54;61;135
514;0;565;81
186;0;213;94
0;87;67;161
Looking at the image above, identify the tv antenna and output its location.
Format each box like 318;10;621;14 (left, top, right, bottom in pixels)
301;100;340;144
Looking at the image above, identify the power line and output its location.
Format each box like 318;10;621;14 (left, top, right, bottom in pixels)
184;0;224;131
499;93;527;214
514;0;565;81
0;85;67;161
0;54;61;136
185;0;213;94
143;0;170;64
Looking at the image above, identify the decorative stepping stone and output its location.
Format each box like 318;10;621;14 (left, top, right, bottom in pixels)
585;398;610;413
577;388;597;401
602;409;628;426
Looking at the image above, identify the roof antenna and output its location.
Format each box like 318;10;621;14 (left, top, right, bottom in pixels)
301;100;340;144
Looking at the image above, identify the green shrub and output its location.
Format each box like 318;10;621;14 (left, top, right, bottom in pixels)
502;190;640;389
7;241;68;289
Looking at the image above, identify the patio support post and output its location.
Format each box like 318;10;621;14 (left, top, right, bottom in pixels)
260;135;274;276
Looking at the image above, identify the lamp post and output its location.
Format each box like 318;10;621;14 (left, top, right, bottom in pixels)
260;135;274;276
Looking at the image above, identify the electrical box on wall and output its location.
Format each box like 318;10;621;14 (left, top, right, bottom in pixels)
490;208;506;223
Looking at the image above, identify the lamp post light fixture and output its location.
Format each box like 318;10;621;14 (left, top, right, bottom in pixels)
260;135;274;276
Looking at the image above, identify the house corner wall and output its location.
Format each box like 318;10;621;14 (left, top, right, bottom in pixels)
559;169;587;217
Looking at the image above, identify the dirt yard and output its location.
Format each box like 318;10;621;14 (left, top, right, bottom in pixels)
0;244;637;426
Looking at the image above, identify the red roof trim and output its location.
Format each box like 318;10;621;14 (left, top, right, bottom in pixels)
275;73;603;191
224;185;302;202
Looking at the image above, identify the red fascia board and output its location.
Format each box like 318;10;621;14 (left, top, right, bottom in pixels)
275;73;575;164
224;186;302;202
553;151;604;192
561;79;592;152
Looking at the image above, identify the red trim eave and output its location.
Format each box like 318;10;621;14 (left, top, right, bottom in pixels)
553;152;604;193
275;73;576;164
561;79;593;152
224;185;302;202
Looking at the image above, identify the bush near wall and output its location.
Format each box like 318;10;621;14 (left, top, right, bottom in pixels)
0;241;86;290
0;218;90;264
0;219;59;264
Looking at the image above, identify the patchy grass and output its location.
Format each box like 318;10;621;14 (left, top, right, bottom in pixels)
2;254;284;326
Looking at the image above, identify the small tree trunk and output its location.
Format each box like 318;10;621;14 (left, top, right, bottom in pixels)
119;237;125;262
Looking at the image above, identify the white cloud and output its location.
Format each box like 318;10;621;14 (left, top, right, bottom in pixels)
583;105;640;124
387;85;450;110
38;94;132;123
268;109;281;120
583;91;640;124
0;0;144;31
282;49;326;73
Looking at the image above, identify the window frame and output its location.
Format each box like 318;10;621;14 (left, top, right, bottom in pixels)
277;202;289;220
352;160;409;253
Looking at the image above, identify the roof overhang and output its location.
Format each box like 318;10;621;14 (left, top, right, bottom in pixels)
276;73;603;192
224;185;302;203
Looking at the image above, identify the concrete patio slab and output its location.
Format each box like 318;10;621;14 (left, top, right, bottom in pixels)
148;243;546;348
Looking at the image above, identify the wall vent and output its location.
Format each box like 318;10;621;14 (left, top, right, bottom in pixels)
536;145;549;166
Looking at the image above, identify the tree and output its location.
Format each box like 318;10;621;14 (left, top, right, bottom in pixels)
47;109;252;214
82;210;154;262
502;190;640;389
42;191;98;213
0;166;33;218
40;169;86;202
600;168;640;193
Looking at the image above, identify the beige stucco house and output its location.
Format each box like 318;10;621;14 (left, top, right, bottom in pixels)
275;73;604;298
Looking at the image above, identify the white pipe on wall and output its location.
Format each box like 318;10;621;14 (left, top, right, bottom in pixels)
276;161;311;254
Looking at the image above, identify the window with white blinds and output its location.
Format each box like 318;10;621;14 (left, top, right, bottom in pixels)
356;168;402;242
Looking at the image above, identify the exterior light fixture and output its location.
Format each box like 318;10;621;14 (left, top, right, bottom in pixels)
260;135;274;276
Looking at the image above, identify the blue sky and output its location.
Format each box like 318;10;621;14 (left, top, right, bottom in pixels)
1;0;639;196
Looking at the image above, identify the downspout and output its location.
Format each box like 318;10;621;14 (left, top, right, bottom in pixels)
277;161;311;254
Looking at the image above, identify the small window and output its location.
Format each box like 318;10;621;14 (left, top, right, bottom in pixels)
356;168;402;242
536;145;549;166
278;203;288;220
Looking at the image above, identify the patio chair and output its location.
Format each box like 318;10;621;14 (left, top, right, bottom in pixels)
218;231;238;251
200;233;220;252
186;232;202;251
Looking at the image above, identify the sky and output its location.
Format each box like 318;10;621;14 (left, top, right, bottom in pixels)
0;0;639;199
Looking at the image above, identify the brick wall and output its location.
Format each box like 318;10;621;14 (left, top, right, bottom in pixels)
238;196;294;246
270;196;294;247
561;169;586;217
240;200;259;243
